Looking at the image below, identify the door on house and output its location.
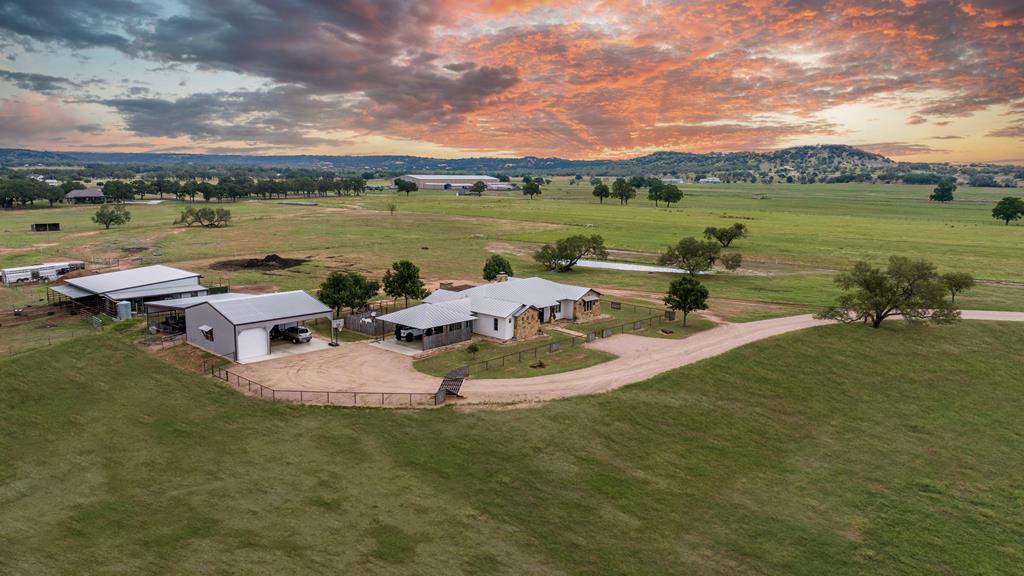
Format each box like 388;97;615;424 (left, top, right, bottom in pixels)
538;308;545;323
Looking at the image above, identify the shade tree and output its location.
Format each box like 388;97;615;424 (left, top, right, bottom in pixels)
664;276;709;326
533;234;608;272
817;256;960;328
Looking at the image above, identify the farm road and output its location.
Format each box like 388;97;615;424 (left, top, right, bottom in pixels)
232;311;1024;406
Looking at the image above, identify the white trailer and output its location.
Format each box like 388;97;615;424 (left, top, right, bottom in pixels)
1;261;85;285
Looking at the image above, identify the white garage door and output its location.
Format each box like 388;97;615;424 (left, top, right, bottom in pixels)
237;327;269;360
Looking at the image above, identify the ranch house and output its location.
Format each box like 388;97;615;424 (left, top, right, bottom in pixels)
377;276;601;346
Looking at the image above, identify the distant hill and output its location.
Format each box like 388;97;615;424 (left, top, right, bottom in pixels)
1;145;1020;186
0;145;889;172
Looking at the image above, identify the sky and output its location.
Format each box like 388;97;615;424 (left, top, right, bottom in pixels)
0;0;1021;162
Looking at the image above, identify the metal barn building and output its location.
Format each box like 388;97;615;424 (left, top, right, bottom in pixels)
49;265;208;318
145;291;331;361
397;174;499;190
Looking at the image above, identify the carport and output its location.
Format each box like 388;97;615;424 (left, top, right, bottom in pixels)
376;301;476;351
145;290;331;362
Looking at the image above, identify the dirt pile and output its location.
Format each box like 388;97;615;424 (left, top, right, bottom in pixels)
211;254;307;271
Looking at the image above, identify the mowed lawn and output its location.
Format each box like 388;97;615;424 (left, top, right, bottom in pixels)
2;321;1023;575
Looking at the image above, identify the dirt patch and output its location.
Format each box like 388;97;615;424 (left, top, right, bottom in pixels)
210;254;308;271
485;241;531;257
229;283;279;294
0;242;60;255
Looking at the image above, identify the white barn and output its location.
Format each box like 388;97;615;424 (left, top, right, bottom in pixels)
398;174;500;190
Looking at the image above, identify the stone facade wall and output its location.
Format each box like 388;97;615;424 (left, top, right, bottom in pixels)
513;307;541;340
572;291;602;322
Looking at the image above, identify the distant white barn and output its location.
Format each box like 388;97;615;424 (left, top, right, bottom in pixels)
698;177;722;184
398;174;500;190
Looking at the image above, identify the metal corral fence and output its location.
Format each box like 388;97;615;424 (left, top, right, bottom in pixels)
202;360;443;407
463;305;668;375
338;298;419;337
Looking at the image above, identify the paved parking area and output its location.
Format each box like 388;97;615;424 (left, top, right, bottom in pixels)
237;337;333;365
368;337;424;357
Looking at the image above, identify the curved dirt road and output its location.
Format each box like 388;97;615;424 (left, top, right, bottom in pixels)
458;311;1024;404
230;311;1024;406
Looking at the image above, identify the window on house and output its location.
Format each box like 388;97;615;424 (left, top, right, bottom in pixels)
493;318;499;331
583;300;594;312
554;303;561;313
199;325;214;341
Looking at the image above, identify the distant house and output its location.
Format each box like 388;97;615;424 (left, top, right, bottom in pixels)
65;189;105;204
377;276;601;346
397;174;499;191
698;177;722;184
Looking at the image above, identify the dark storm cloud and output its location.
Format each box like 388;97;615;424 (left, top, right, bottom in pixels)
0;69;80;92
94;88;351;147
0;0;150;52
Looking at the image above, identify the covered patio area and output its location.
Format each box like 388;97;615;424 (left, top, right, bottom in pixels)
375;302;476;351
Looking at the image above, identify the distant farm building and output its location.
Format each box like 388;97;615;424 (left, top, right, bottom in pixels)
49;265;208;318
698;177;722;184
398;174;499;191
65;189;105;204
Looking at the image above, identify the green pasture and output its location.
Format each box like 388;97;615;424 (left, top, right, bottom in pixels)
3;320;1023;574
1;183;1021;316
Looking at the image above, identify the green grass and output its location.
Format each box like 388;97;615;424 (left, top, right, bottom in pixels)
1;182;1021;319
2;321;1023;574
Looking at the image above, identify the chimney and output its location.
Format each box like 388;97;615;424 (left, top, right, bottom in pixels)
495;273;508;283
439;281;454;290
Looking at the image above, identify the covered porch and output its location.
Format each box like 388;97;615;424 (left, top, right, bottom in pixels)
376;303;476;351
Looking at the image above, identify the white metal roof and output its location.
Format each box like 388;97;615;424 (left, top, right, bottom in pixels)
403;174;498;181
50;284;92;299
107;284;208;300
425;277;594;316
206;291;331;325
145;292;245;311
2;261;83;274
376;302;477;330
65;265;200;295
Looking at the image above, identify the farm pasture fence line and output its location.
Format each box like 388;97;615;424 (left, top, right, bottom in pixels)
202;360;441;407
4;326;102;357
